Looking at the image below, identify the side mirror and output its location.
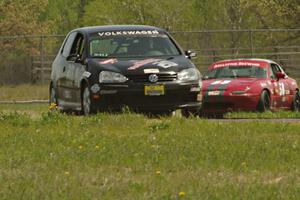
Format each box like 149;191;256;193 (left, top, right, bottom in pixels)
202;75;209;80
67;54;82;63
275;72;285;79
185;50;197;59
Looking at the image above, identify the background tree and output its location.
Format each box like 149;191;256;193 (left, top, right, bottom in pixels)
0;0;49;35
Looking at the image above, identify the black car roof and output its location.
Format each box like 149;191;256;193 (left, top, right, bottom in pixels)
73;25;165;34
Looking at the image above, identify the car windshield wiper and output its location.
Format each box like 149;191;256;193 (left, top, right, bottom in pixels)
218;76;236;79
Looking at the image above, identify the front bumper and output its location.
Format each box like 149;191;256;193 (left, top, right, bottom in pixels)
91;82;202;111
201;93;259;113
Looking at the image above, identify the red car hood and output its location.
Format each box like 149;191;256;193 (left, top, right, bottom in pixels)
202;78;259;92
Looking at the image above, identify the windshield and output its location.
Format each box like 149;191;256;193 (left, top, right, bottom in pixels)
89;34;181;58
204;66;267;79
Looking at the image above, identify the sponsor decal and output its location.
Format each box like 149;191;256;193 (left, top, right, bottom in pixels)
128;59;178;70
212;62;261;69
144;68;159;74
91;84;100;93
260;83;267;87
278;82;285;96
82;71;91;78
128;58;161;70
152;60;178;68
94;53;109;57
98;30;160;37
99;59;118;65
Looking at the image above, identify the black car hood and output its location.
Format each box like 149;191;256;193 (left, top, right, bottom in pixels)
87;55;195;75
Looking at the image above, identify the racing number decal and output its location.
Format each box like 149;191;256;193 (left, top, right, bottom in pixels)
278;82;285;96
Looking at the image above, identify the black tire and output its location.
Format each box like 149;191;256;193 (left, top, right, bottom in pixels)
49;83;58;105
257;90;270;112
181;107;200;118
81;84;96;115
291;90;300;112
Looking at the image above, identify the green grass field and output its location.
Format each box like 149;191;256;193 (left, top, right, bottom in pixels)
0;84;48;101
0;104;300;199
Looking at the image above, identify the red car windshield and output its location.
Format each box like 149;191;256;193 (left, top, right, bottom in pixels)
204;66;267;79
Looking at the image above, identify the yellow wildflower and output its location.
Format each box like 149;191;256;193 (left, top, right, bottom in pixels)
156;170;161;176
49;103;58;110
78;145;83;149
64;171;70;176
178;191;186;197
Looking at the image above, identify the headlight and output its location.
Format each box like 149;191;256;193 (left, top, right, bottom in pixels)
99;71;128;83
178;68;201;82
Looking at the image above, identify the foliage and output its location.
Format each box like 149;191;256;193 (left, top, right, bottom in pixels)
0;0;49;35
1;0;298;36
0;0;50;54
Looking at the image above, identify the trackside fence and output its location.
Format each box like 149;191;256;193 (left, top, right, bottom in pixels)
0;29;299;85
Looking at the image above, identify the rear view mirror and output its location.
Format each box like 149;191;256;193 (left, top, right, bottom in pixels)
185;50;197;59
275;72;285;79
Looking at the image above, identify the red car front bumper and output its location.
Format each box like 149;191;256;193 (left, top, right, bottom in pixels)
201;94;260;113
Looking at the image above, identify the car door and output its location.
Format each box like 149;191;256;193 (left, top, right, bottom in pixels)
269;63;289;108
276;64;292;108
60;32;87;105
69;33;87;104
56;32;77;104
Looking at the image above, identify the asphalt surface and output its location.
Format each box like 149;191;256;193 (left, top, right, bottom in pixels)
207;118;300;123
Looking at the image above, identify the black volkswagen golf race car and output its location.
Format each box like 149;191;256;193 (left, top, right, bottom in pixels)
50;25;202;115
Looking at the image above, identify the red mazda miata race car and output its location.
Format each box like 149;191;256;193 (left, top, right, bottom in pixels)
201;59;300;114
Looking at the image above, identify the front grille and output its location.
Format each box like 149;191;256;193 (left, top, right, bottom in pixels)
127;73;177;83
99;91;197;109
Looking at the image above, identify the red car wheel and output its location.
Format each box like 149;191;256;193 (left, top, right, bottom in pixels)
257;90;270;112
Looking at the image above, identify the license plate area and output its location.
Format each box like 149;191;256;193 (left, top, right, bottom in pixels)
208;91;221;96
144;84;165;96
